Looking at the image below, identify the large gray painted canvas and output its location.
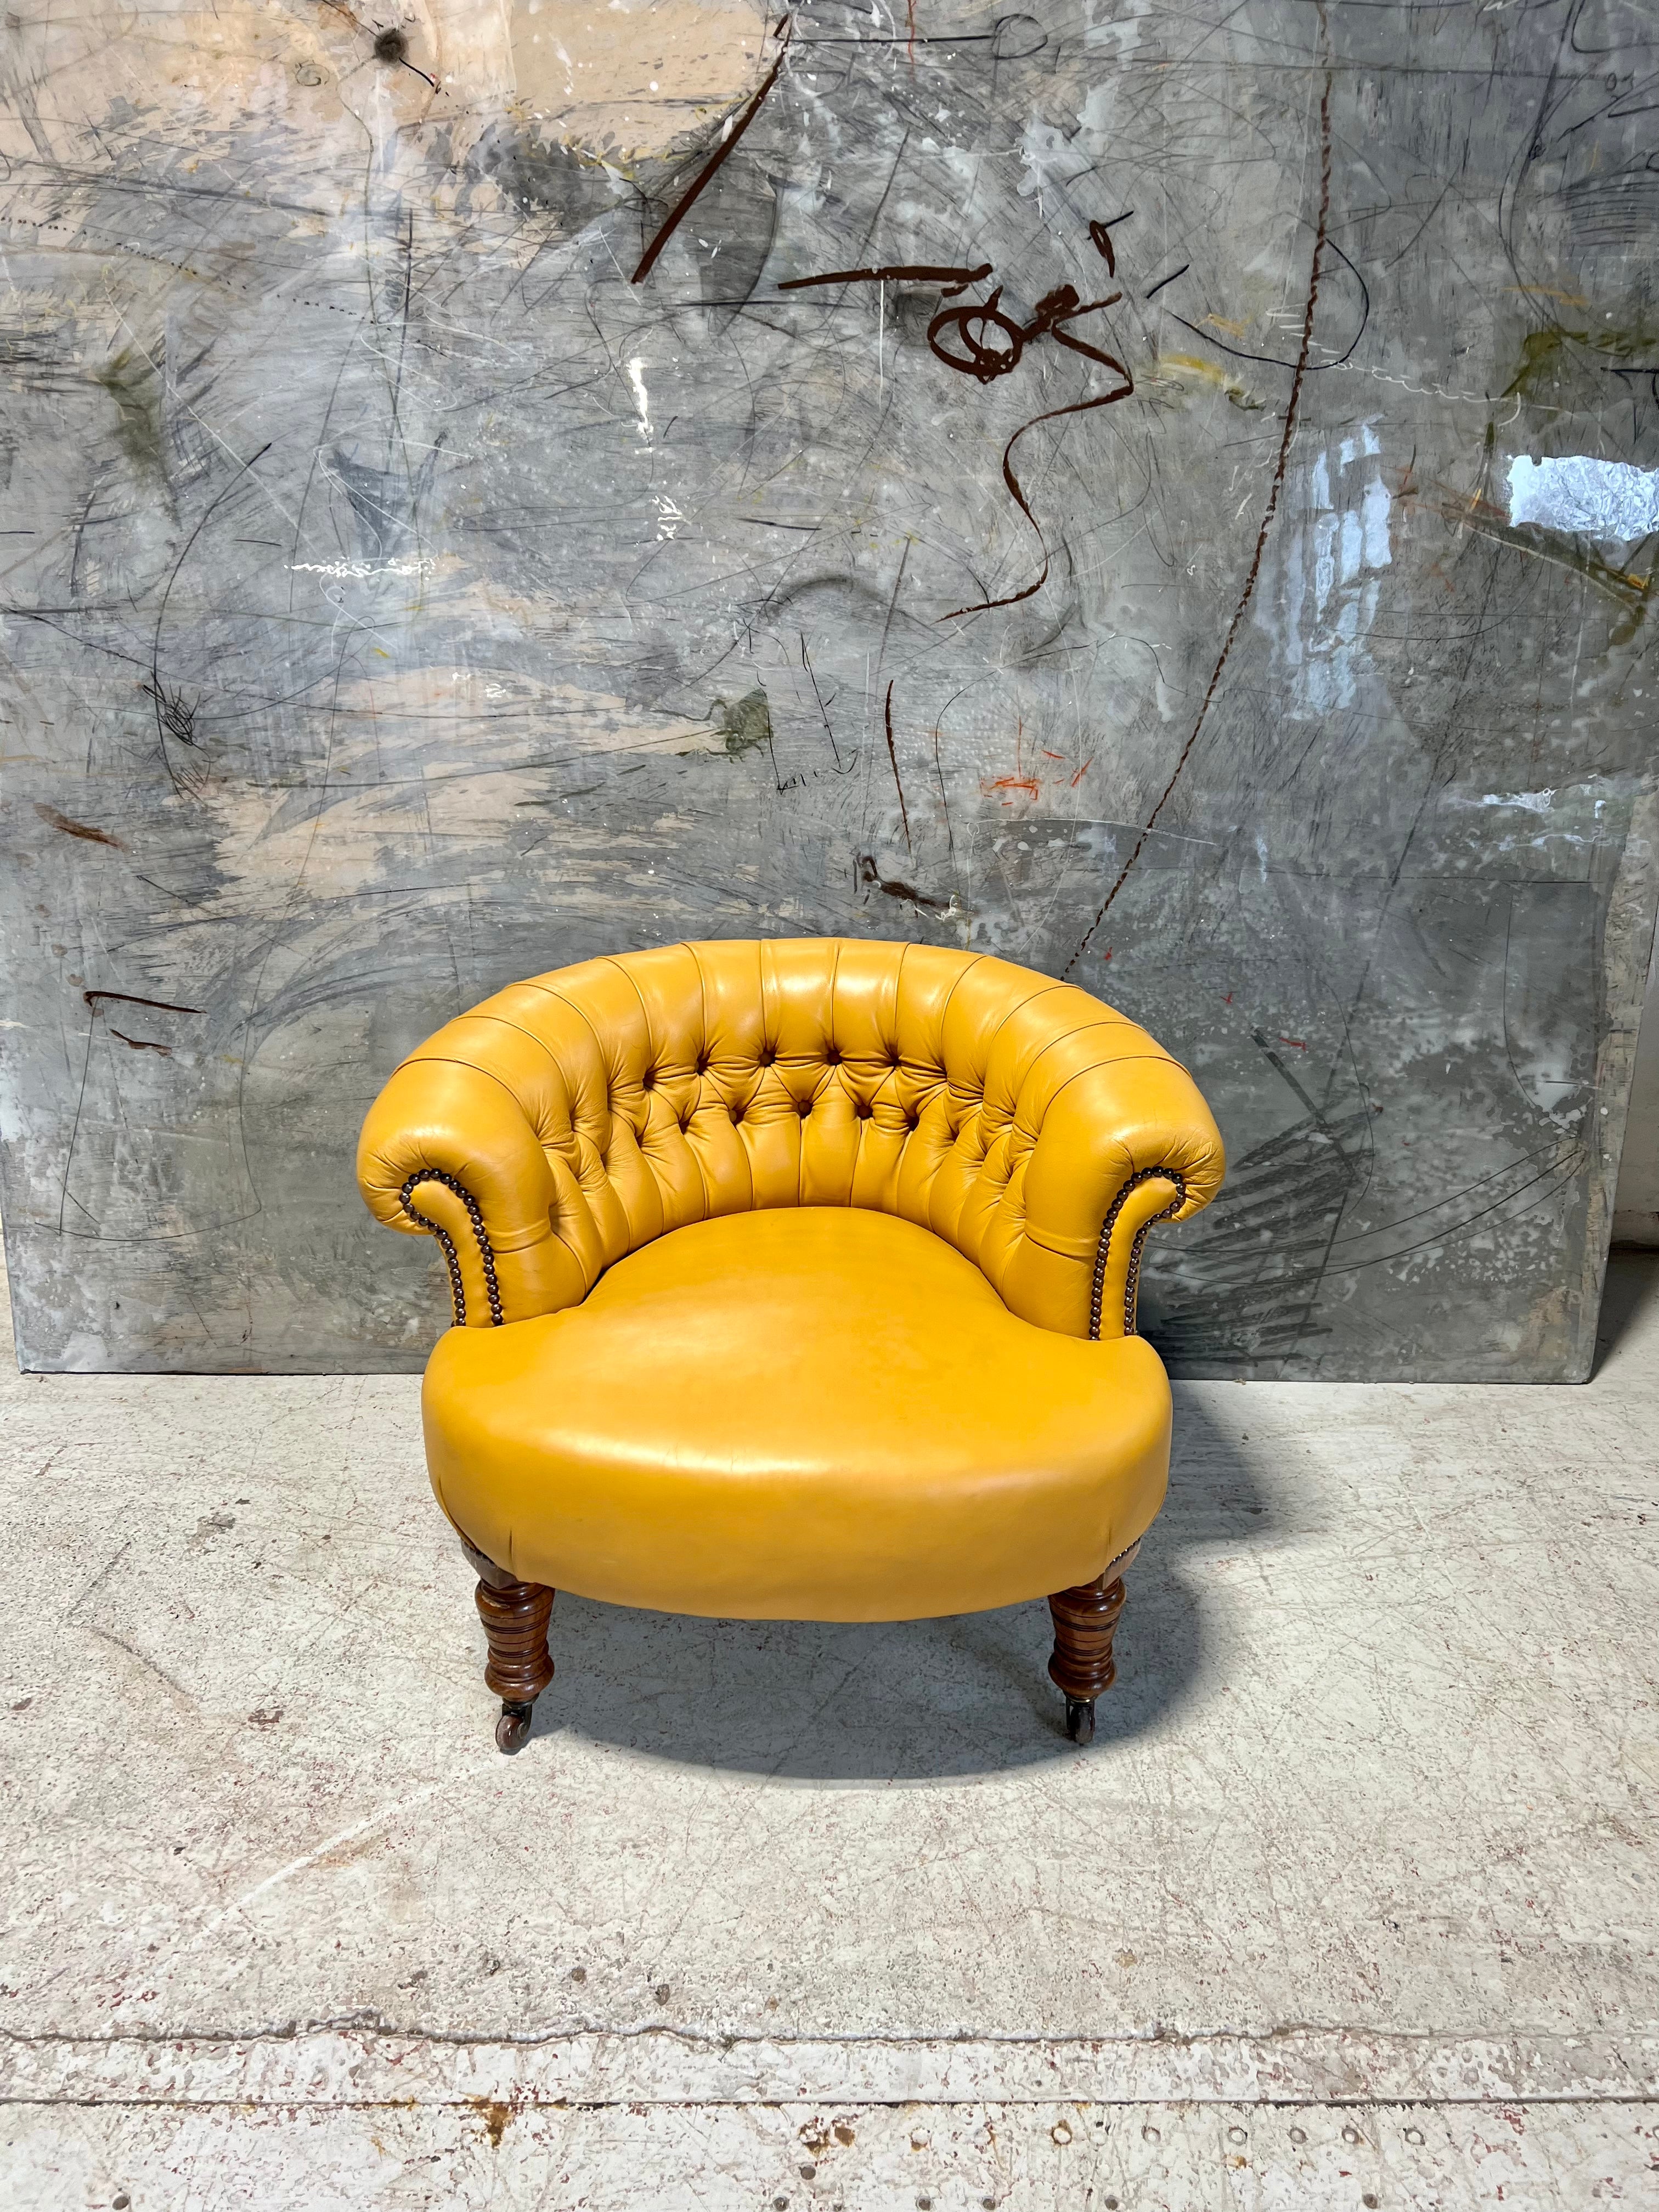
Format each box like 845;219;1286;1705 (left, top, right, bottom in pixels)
1;0;1655;1379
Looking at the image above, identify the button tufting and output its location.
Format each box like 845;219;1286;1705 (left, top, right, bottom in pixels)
730;1105;744;1125
855;1103;872;1120
642;1070;655;1091
798;1098;812;1118
906;1112;919;1131
759;1047;775;1066
825;1047;841;1065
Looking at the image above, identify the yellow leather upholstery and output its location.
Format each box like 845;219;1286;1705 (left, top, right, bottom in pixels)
422;1209;1175;1618
358;939;1223;1341
356;938;1224;1622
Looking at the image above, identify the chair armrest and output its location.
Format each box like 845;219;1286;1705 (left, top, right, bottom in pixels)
356;1053;585;1328
1005;1040;1224;1340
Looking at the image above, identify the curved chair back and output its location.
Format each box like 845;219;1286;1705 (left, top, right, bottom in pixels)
358;939;1223;1340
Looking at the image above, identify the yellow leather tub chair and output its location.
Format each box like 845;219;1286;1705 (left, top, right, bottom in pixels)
357;939;1223;1750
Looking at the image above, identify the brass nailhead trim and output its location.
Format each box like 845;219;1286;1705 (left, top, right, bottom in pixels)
1089;1167;1186;1341
399;1170;504;1329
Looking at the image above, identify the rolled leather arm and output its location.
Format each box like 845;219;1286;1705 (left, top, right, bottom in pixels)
1007;1045;1224;1340
356;1054;586;1328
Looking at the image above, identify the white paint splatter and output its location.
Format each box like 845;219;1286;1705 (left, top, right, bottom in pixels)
1259;424;1391;712
627;355;653;446
1507;454;1659;542
288;558;435;578
1480;788;1556;814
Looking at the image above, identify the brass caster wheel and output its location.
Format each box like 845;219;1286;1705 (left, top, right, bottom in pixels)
495;1700;533;1753
1064;1695;1096;1744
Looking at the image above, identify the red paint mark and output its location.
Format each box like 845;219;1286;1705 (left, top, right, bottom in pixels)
984;775;1040;798
1279;1036;1307;1049
35;802;123;849
1223;992;1233;1004
1070;757;1094;787
1042;749;1065;761
1101;946;1113;961
906;0;917;66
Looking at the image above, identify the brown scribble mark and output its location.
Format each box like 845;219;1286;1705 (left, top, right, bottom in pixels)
859;854;946;910
1065;48;1333;977
781;233;1136;620
109;1030;173;1055
1088;212;1133;274
779;261;991;293
930;281;1134;618
926;281;1121;383
35;803;123;849
84;989;204;1016
883;681;912;852
631;15;794;284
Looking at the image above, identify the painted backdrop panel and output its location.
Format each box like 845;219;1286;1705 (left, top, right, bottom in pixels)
0;0;1654;1376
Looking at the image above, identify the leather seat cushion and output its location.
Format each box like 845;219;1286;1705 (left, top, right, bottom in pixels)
422;1208;1172;1621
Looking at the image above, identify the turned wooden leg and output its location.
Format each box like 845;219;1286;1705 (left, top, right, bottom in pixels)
1047;1545;1139;1744
460;1534;554;1753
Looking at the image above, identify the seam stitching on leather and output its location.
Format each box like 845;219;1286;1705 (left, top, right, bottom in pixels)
1003;1013;1147;1130
1023;1051;1195;1163
930;951;986;1251
687;946;715;1223
608;958;670;1250
816;938;845;1212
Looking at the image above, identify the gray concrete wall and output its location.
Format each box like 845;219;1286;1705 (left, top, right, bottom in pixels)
0;0;1655;1378
1614;932;1659;1246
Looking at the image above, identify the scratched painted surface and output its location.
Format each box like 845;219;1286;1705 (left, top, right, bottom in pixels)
0;0;1654;1376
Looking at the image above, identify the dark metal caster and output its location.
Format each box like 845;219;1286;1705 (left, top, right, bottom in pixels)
495;1700;534;1753
1063;1695;1096;1744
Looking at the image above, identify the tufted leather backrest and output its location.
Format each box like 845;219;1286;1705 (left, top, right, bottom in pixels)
357;939;1224;1340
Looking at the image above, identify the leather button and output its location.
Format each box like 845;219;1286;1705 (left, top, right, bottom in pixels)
798;1098;812;1118
759;1048;775;1066
906;1113;919;1131
855;1103;872;1121
642;1070;656;1091
696;1056;708;1074
730;1105;744;1125
825;1048;841;1065
679;1114;691;1132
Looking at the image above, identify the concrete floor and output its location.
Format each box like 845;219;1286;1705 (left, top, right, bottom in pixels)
1;1255;1656;2209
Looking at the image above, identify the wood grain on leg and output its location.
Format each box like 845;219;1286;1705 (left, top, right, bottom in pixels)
1047;1543;1139;1743
460;1534;554;1752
